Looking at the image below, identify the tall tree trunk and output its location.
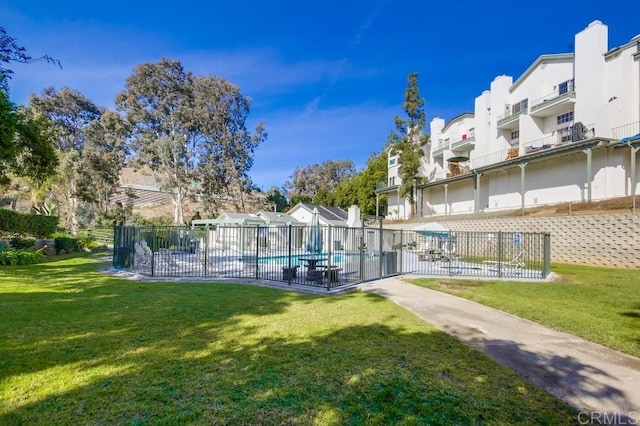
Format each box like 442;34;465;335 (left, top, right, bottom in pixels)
173;188;185;225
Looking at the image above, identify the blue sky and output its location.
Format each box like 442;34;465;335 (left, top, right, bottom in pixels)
2;1;638;191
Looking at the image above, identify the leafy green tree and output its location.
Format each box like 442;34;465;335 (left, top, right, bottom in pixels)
331;151;388;215
388;72;429;218
0;90;57;187
29;87;102;233
265;187;288;212
77;110;130;215
116;59;194;224
192;75;266;215
285;160;356;204
116;59;265;221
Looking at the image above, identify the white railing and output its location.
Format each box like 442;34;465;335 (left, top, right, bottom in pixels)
497;108;527;126
612;121;640;139
470;148;512;169
531;84;575;110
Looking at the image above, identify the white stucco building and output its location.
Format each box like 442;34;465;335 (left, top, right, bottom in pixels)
378;20;640;218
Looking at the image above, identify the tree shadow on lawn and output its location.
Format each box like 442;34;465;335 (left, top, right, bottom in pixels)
452;331;637;417
621;303;640;319
1;320;578;425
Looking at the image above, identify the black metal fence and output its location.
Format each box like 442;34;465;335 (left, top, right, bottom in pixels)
113;224;551;290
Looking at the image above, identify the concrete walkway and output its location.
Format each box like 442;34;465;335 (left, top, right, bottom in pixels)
363;277;640;419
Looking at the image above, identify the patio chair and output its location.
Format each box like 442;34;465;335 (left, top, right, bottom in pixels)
483;251;526;270
159;248;178;268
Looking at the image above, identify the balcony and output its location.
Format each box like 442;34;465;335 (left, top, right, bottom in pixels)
523;122;595;154
450;133;475;152
432;141;445;157
612;121;640;141
530;87;576;117
497;108;527;130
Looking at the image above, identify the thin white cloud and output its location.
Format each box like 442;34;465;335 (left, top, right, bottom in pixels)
351;0;389;48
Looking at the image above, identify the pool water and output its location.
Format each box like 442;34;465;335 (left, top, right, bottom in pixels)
257;253;365;266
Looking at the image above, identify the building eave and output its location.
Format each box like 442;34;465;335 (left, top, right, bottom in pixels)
509;53;574;93
375;185;400;194
441;112;475;134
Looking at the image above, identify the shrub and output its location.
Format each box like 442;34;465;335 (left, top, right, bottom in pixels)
28;214;58;238
51;233;78;254
9;236;36;249
0;209;58;237
0;247;44;265
76;233;98;250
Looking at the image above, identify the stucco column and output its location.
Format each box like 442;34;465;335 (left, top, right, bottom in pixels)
444;184;449;216
519;163;528;215
582;148;592;202
632;146;639;213
473;173;481;212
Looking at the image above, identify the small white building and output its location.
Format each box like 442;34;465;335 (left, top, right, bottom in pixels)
378;20;640;218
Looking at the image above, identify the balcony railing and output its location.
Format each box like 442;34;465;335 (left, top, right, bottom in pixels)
523;123;595;153
497;108;527;127
531;86;576;112
612;121;640;140
450;134;475;151
468;123;595;169
432;142;445;156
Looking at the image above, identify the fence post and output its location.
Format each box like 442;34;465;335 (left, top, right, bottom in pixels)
497;231;503;278
327;226;332;291
543;233;551;278
360;219;365;282
254;226;260;280
378;220;383;279
287;224;292;285
399;230;404;274
151;226;156;276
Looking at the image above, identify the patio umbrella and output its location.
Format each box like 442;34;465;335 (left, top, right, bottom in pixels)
305;208;323;254
412;222;449;237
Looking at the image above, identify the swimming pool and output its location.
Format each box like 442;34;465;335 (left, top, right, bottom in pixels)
256;252;367;266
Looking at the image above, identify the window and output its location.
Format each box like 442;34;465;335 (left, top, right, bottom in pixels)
557;111;574;125
558;79;574;95
389;177;395;186
512;98;528;114
510;130;520;142
389;158;396;166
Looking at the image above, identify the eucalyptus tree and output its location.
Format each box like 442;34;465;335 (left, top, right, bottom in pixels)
29;87;102;233
387;72;429;218
285;160;356;204
192;75;266;215
116;59;195;224
78;110;130;216
117;59;266;221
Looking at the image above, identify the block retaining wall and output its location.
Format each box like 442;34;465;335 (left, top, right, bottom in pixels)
387;213;640;268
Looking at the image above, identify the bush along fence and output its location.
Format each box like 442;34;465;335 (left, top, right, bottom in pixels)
113;223;551;290
0;209;58;238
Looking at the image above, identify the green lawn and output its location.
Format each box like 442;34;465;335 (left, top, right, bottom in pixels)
409;263;640;358
0;253;576;425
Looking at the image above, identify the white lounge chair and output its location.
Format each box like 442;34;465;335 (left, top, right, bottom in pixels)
159;248;178;268
483;251;526;270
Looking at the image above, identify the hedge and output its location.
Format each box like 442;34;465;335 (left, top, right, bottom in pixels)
0;247;44;265
0;209;58;238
